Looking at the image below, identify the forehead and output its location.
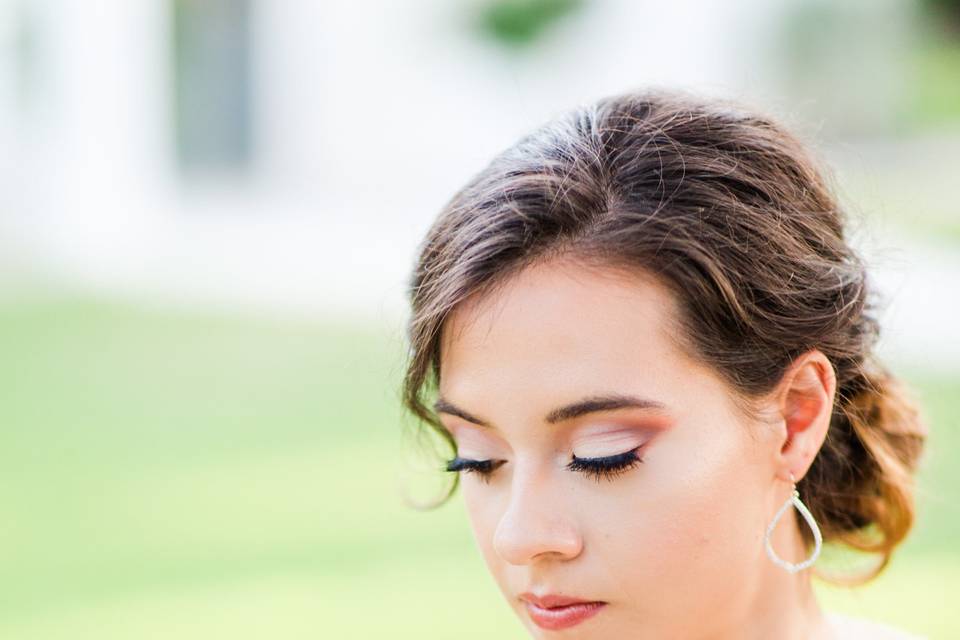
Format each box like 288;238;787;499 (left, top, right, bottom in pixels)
438;258;704;400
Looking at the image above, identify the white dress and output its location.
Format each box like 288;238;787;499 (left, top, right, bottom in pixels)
825;611;928;639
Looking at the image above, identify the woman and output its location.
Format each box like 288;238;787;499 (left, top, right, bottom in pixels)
401;88;928;638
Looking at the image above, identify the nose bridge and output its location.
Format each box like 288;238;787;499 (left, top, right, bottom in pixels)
492;458;583;565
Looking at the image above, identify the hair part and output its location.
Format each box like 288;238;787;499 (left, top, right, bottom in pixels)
402;87;928;586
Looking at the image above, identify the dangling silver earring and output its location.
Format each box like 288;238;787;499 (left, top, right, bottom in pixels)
764;472;823;573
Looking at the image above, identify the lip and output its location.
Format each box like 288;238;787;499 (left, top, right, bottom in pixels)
519;593;607;631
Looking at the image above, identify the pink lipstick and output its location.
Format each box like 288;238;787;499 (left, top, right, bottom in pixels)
519;593;607;631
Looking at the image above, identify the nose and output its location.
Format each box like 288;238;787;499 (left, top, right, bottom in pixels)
492;465;584;565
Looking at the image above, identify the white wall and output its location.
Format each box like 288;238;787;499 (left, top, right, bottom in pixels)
2;0;771;318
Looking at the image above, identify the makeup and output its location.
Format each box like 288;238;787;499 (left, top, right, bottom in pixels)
520;594;607;631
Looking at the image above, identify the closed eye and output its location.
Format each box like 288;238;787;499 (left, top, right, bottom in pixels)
566;446;644;482
444;446;643;483
445;456;505;484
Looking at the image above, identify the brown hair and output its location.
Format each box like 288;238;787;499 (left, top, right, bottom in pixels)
401;87;928;585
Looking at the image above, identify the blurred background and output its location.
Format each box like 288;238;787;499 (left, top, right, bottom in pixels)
0;0;957;637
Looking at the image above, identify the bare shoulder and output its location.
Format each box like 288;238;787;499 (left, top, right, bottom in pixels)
825;611;928;640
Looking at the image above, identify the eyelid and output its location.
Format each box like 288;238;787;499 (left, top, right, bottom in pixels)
566;445;644;481
446;422;507;451
568;445;642;466
570;429;650;457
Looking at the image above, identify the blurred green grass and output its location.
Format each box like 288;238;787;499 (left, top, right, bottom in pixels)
0;293;956;638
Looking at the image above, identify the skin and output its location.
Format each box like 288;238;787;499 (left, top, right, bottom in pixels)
436;255;839;639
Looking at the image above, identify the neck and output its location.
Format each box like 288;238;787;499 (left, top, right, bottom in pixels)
749;509;832;640
747;562;829;640
712;510;833;640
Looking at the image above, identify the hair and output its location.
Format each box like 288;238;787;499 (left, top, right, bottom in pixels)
401;87;928;586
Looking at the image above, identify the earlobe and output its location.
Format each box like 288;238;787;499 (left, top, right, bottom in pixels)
775;350;837;482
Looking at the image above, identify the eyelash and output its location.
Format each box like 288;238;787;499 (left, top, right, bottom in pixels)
445;446;644;484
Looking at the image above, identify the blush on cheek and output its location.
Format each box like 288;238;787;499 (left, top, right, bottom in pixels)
589;467;744;614
662;488;759;617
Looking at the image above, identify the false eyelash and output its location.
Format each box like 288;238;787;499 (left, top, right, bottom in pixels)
566;446;644;483
445;457;503;484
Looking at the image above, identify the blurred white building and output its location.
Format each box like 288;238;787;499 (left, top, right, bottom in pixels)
0;0;785;313
0;0;955;370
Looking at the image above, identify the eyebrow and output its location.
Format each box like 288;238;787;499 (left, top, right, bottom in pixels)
432;393;667;428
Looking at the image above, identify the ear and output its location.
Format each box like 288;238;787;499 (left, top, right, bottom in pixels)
770;349;837;483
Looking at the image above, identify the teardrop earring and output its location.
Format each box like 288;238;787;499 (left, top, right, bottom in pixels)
764;472;823;573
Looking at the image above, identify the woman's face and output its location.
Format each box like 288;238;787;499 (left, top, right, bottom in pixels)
436;257;787;638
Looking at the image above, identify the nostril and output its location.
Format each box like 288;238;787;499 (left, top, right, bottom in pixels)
493;511;583;565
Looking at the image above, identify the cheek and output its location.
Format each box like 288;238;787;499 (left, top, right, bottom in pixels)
460;480;509;570
591;429;768;618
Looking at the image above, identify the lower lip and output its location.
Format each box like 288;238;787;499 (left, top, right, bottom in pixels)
523;600;607;630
